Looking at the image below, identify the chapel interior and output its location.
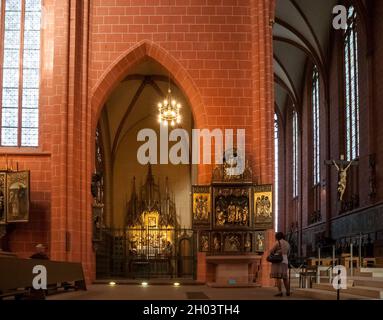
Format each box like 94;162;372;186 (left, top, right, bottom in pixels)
1;0;383;300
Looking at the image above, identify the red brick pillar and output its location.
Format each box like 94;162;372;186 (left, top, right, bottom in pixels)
261;230;276;287
251;0;276;287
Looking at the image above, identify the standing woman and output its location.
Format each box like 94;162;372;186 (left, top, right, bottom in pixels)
269;232;291;296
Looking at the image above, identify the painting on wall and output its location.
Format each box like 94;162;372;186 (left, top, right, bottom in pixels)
6;171;30;223
192;186;211;228
254;185;273;229
0;173;6;224
213;187;251;228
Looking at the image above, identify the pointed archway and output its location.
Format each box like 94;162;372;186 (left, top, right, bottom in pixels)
91;40;207;135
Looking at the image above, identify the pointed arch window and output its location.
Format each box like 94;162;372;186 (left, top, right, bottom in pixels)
312;66;320;185
292;110;299;198
0;0;41;147
344;5;359;161
274;113;279;231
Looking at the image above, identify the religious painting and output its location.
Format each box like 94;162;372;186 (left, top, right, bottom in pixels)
254;231;265;252
192;186;211;228
254;185;273;229
199;232;210;252
223;233;242;252
212;233;222;253
213;187;251;228
0;173;6;224
6;171;30;223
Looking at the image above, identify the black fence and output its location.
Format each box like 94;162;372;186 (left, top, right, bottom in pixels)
95;228;196;279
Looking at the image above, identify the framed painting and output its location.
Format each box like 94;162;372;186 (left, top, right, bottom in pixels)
6;171;30;223
254;185;273;229
0;172;6;224
192;186;211;228
213;186;251;229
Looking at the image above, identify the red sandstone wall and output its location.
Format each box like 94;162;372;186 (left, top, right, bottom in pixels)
1;0;276;285
2;155;51;258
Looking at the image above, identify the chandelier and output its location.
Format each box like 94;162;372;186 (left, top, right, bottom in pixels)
157;87;182;127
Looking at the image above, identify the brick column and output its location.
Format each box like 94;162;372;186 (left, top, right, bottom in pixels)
251;0;276;287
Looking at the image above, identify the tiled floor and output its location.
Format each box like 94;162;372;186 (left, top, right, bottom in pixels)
48;284;309;300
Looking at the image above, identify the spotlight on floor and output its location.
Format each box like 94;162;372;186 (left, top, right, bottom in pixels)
141;282;148;287
174;282;181;287
109;281;116;286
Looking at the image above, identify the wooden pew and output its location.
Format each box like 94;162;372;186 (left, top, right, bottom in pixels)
0;257;86;300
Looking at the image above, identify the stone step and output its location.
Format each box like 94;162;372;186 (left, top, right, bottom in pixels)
353;278;383;289
312;283;383;299
354;271;373;277
293;288;372;301
360;268;383;278
361;268;383;273
316;277;354;287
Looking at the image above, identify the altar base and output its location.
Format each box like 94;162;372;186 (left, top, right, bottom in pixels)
205;254;262;288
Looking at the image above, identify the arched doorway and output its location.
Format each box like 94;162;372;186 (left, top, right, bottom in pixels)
93;58;197;280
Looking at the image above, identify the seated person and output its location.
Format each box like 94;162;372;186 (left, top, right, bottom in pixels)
30;244;49;260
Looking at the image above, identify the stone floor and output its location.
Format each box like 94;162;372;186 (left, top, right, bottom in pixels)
48;284;310;300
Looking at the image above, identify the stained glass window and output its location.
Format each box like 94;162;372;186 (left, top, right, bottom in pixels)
0;0;41;147
274;113;279;232
292;110;299;198
312;66;320;185
344;6;359;161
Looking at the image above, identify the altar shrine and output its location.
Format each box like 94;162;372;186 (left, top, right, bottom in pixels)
192;159;273;287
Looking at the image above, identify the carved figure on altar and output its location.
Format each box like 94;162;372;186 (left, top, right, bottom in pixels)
214;187;251;227
201;235;209;252
194;195;209;221
213;235;221;251
255;232;265;252
244;233;252;252
216;206;225;225
241;206;248;225
224;234;241;252
228;202;236;223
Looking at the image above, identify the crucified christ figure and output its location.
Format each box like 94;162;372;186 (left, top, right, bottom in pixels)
332;159;353;201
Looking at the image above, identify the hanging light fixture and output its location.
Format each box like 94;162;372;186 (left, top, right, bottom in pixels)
157;86;182;127
157;0;181;127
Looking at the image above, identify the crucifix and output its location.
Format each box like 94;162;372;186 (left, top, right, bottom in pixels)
325;155;359;201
